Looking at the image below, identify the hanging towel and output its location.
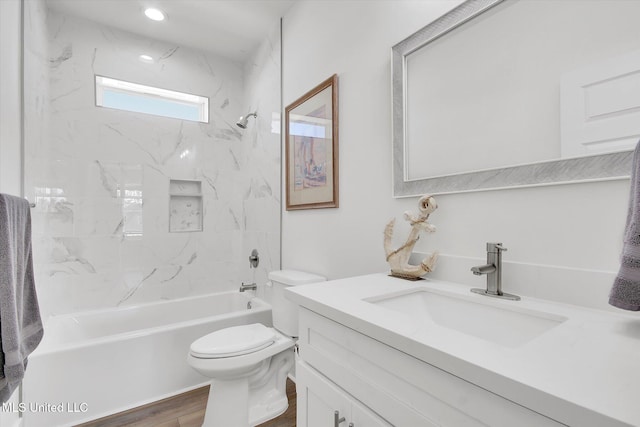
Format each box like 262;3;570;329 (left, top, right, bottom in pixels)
0;194;43;402
610;141;640;311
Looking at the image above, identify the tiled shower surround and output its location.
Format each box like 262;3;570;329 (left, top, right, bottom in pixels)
24;3;281;317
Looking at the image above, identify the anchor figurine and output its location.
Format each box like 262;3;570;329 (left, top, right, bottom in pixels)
384;195;439;280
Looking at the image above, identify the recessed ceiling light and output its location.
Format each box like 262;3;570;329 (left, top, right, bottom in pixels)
139;54;154;63
144;8;166;21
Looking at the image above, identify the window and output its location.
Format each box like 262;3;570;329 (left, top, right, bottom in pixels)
95;76;209;123
121;188;143;237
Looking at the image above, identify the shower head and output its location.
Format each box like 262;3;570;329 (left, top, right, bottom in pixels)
236;112;257;129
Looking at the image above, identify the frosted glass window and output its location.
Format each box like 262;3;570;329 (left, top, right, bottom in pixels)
95;76;209;123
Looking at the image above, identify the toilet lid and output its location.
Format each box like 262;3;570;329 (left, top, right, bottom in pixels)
190;323;276;358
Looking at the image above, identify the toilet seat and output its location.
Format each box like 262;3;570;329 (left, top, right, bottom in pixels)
190;323;276;358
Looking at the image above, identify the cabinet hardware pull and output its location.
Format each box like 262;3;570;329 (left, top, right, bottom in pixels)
348;424;354;427
334;410;346;427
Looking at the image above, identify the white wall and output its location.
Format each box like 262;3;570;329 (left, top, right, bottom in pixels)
282;0;630;311
0;0;23;197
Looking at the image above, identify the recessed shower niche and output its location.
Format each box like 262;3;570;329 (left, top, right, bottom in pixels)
169;179;203;232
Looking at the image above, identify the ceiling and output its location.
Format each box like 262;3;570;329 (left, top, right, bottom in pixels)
46;0;296;62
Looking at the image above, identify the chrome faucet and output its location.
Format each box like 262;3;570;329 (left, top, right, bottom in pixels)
239;282;257;292
470;242;520;301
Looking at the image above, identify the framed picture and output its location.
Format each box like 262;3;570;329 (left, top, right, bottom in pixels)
285;74;339;210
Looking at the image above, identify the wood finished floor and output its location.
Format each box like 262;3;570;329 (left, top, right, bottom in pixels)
75;379;296;427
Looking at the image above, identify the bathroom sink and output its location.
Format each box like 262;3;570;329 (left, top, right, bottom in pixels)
366;289;567;348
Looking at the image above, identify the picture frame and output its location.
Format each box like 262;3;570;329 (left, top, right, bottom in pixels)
285;74;339;210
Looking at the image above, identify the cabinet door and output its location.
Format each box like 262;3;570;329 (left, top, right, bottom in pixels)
351;400;393;427
297;361;392;427
297;361;351;427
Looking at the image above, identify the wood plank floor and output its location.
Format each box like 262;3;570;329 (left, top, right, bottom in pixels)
76;379;296;427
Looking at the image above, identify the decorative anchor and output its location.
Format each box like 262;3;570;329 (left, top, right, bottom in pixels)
384;195;439;280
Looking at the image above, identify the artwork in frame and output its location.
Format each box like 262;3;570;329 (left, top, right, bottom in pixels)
285;74;339;210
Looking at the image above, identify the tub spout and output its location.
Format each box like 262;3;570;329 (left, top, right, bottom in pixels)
239;282;257;292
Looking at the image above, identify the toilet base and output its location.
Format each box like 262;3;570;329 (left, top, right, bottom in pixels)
201;350;294;427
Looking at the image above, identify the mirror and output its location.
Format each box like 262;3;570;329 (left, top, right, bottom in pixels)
392;0;639;197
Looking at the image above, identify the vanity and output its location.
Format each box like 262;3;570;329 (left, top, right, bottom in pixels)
286;274;640;427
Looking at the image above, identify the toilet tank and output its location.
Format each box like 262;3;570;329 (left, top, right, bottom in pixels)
268;270;326;337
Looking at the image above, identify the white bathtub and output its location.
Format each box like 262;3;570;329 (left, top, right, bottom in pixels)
21;291;272;427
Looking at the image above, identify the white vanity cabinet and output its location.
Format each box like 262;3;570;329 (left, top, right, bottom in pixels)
297;361;392;427
296;307;564;427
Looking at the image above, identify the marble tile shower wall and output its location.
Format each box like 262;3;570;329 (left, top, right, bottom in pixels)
24;9;281;317
240;21;282;291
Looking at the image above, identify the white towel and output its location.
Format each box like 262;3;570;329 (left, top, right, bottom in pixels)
0;193;43;402
610;141;640;311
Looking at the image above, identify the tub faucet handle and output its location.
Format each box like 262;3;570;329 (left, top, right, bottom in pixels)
249;249;259;268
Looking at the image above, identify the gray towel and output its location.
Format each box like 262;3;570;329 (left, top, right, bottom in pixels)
0;193;43;402
610;141;640;311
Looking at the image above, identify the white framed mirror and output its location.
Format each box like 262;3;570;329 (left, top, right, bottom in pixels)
392;0;639;197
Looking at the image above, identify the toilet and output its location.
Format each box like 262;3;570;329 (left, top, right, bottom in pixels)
187;270;326;427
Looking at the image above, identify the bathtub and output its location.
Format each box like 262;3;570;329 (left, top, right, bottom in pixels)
21;291;272;427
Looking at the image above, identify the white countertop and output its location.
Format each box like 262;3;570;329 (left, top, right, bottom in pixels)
286;273;640;427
